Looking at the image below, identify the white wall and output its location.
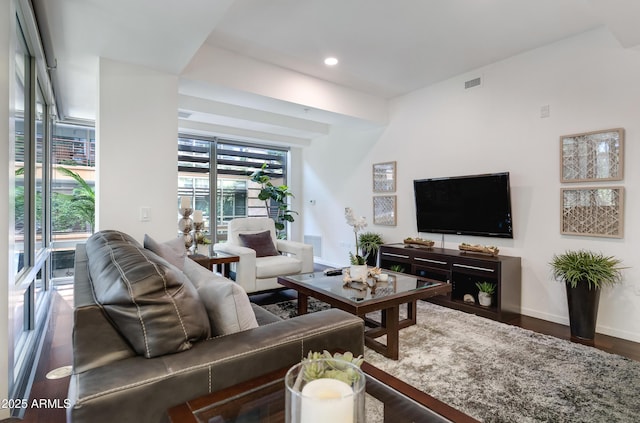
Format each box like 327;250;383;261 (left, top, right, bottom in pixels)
303;28;640;342
287;146;305;241
97;58;179;242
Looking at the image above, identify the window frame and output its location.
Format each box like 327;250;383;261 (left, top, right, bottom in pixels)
178;134;290;244
8;0;57;413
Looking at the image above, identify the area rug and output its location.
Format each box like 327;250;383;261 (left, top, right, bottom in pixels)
261;299;640;423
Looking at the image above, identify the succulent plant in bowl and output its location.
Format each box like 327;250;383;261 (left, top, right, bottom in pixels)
301;350;364;384
475;281;496;307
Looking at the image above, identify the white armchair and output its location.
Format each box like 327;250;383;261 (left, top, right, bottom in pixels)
213;217;314;293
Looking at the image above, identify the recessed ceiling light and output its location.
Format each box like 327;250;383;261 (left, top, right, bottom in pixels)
324;57;339;66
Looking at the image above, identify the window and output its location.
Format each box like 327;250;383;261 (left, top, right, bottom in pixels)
178;136;289;244
9;5;59;411
35;83;46;253
14;22;29;276
50;122;96;280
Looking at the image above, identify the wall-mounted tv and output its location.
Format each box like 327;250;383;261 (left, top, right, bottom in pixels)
413;172;513;239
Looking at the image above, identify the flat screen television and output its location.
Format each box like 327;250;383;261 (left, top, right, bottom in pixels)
413;172;513;238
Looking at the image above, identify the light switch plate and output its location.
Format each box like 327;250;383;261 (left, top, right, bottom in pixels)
140;207;151;222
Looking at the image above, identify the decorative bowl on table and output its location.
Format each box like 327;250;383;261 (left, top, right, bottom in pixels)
458;243;499;256
403;237;434;248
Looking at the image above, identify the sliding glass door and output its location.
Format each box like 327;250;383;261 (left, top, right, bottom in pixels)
178;136;289;245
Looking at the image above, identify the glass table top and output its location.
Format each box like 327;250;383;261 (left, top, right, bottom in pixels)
281;270;443;303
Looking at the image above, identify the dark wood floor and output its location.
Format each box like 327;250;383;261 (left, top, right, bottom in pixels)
13;286;640;423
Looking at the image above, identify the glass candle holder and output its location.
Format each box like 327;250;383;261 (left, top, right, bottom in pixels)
285;358;365;423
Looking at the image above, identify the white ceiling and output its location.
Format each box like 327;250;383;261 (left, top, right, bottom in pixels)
32;0;640;144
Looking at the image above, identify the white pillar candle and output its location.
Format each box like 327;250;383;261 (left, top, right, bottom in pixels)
193;210;203;223
300;378;354;423
180;196;190;209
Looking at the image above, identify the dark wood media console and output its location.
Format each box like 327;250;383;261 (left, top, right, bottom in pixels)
379;243;521;321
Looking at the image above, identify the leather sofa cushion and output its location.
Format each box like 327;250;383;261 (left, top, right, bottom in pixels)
255;255;302;278
143;234;187;270
85;230;211;358
238;230;279;257
182;258;259;335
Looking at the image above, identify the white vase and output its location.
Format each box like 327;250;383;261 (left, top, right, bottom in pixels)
478;292;492;307
350;265;368;280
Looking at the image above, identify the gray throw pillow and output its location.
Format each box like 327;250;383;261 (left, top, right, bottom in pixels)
86;230;211;358
144;234;187;270
183;258;259;336
238;230;279;257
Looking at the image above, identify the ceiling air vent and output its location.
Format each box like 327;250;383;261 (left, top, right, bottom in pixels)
464;77;482;89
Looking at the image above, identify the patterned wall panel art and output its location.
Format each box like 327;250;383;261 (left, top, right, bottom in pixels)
561;187;624;238
373;195;397;226
373;161;396;192
560;128;624;183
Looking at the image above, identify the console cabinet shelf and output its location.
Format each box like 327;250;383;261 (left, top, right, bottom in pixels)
379;244;521;321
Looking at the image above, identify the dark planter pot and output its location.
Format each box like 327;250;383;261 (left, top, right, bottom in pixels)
365;250;379;267
566;282;601;340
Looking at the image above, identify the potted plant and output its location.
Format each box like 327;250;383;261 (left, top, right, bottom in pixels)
359;232;384;266
389;264;405;274
345;208;368;279
550;250;624;340
475;281;496;307
250;163;297;237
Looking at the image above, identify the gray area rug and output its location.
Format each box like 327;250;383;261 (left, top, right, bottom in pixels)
261;299;640;423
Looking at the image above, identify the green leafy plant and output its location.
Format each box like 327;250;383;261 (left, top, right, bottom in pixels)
475;281;496;295
250;163;297;234
15;166;94;234
550;250;624;290
301;350;364;385
389;264;405;273
349;251;366;265
359;232;383;259
195;232;211;245
56;167;95;233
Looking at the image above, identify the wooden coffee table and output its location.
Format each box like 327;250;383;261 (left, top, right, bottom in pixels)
277;270;451;360
168;361;480;423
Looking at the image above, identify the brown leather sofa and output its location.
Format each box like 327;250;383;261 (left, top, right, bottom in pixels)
66;230;364;423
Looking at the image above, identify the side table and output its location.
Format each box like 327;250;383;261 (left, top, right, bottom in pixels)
189;252;239;278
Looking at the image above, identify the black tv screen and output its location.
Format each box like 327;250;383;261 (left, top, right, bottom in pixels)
413;172;513;238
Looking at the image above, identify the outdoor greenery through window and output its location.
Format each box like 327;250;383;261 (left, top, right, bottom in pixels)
14;22;28;276
50;122;96;279
12;122;95;279
178;136;288;244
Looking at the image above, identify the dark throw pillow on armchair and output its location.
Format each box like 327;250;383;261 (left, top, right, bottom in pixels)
238;230;280;257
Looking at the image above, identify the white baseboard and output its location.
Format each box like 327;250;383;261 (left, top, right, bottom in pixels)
520;307;569;326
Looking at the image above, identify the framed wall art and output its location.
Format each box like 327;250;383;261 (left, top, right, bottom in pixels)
560;128;624;183
373;161;396;192
561;187;624;238
373;195;397;226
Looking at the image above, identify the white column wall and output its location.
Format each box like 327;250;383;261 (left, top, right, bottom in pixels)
287;146;304;242
97;58;179;242
303;28;640;342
